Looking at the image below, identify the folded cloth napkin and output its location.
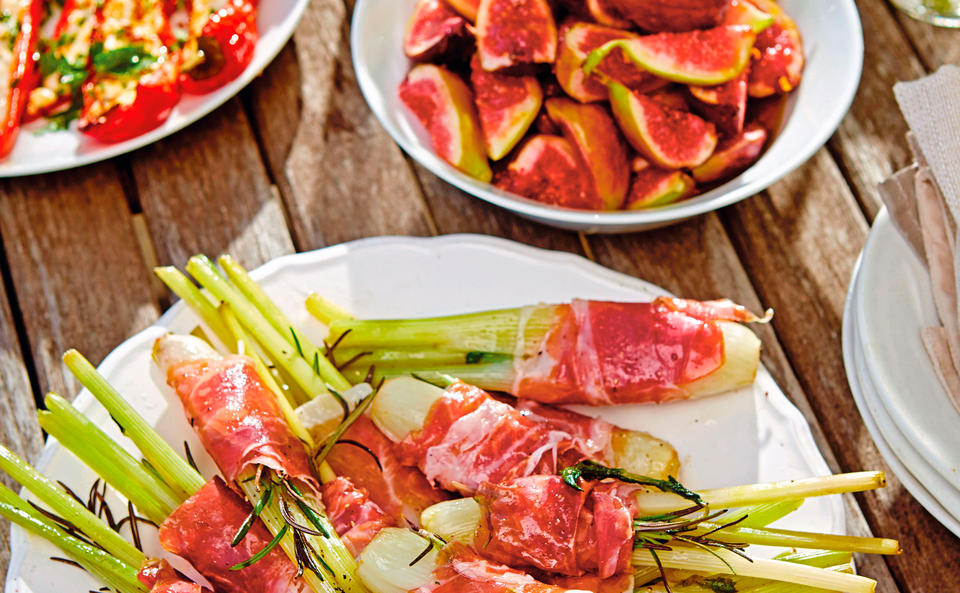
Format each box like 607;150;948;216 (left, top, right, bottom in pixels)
885;65;960;415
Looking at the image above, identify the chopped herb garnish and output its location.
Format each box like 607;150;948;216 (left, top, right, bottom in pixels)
91;42;157;77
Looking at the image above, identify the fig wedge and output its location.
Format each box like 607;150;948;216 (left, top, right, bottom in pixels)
691;122;767;182
545;98;631;209
555;22;662;103
723;0;774;32
608;81;718;169
625;159;695;209
584;24;757;86
495;135;601;209
404;0;470;61
445;0;479;21
689;69;748;136
471;55;543;160
608;0;729;32
476;0;557;71
399;64;492;182
745;0;803;97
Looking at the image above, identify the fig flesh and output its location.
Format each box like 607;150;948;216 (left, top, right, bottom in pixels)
475;0;557;71
555;22;663;103
625;159;695;209
584;24;757;86
495;135;601;209
647;85;689;111
404;0;470;61
545;98;631;209
745;0;803;97
689;69;748;135
470;55;543;160
607;0;729;32
723;0;774;32
608;81;718;169
399;64;492;182
691;122;767;182
445;0;479;21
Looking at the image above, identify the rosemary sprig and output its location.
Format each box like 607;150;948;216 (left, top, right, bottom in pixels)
561;460;703;505
232;482;274;546
230;525;289;571
313;388;379;467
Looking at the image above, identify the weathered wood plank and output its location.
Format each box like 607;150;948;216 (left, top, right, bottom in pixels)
0;165;159;398
826;0;925;220
0;268;43;575
247;0;434;249
131;99;295;269
721;148;960;592
895;10;960;70
410;162;585;253
587;212;900;592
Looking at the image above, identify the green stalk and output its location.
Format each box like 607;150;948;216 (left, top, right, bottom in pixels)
0;445;143;567
39;396;178;524
219;303;314;447
0;483;147;593
342;362;516;392
700;524;900;555
306;294;353;324
730;499;803;528
154;266;232;345
185;255;337;400
633;472;886;515
219;256;348;392
63;350;206;499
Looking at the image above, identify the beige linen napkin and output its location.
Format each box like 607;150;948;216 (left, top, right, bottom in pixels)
887;65;960;415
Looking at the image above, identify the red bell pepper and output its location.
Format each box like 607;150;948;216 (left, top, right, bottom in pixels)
178;0;257;94
78;0;181;143
0;0;44;158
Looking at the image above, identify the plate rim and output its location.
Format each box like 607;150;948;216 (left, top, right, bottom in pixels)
7;234;846;591
349;0;865;231
0;0;310;178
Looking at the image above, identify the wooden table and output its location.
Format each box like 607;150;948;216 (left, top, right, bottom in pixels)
0;0;957;590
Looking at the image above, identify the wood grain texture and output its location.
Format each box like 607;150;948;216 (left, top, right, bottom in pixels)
0;272;43;575
827;0;925;220
248;0;434;249
896;10;960;70
721;149;959;592
131;99;295;269
0;165;159;398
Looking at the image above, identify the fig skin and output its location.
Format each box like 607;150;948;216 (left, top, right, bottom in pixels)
691;122;767;183
689;69;748;136
545;98;631;210
399;64;492;182
404;0;470;62
607;0;729;32
470;55;543;160
555;22;663;103
583;24;757;86
475;0;558;71
559;0;632;28
445;0;479;21
723;0;775;32
608;81;718;169
625;159;696;209
745;0;803;97
495;135;602;209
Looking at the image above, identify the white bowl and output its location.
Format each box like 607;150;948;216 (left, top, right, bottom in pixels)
351;0;863;233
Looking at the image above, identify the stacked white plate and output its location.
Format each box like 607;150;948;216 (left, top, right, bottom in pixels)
843;207;960;538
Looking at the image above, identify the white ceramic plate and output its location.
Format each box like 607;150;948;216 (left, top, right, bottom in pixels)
351;0;864;233
855;209;960;491
6;236;843;593
842;263;960;537
0;0;308;178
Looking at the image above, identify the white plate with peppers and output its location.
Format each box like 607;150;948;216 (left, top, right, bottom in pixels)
0;0;307;177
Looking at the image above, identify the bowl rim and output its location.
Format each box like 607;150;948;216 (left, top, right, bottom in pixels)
350;0;864;229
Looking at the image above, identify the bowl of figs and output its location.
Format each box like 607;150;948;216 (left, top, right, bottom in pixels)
352;0;863;233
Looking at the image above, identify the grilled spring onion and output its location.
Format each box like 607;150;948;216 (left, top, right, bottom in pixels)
314;299;761;400
356;528;440;593
368;376;680;480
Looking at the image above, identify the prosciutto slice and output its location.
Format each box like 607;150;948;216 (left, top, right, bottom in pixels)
413;545;591;593
320;477;395;557
397;382;606;494
137;559;204;593
158;478;308;593
325;415;451;527
513;298;762;405
474;476;639;578
156;335;319;495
